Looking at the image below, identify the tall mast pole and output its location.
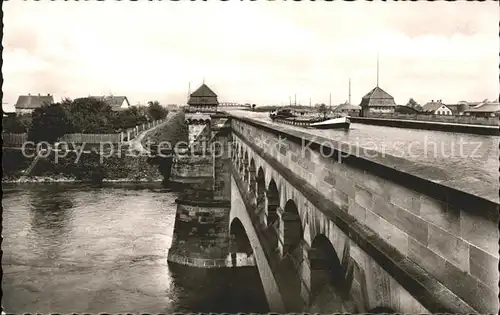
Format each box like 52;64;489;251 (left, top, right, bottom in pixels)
376;52;379;87
349;78;351;104
329;93;331;107
294;94;296;106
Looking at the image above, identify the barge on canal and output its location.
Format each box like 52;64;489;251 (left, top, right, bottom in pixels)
270;109;350;130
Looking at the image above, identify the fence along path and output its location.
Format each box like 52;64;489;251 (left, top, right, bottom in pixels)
2;119;165;147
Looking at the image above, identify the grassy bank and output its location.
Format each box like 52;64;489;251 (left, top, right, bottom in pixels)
145;111;189;146
2;113;188;183
2;149;163;182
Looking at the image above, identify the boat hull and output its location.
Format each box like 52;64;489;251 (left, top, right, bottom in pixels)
309;117;350;130
311;121;350;129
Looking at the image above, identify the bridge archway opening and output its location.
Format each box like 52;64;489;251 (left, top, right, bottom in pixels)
267;179;280;228
256;168;266;216
282;200;303;256
243;151;249;180
249;159;256;196
231;142;237;161
230;218;253;257
309;234;346;303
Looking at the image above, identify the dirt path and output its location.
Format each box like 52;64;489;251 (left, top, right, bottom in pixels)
126;114;174;154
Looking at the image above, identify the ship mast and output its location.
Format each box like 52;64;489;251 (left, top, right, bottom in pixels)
348;78;351;105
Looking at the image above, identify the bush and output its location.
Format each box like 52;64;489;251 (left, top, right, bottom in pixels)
29;103;75;143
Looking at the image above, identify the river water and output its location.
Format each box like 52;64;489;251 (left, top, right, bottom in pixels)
228;110;498;202
2;183;269;314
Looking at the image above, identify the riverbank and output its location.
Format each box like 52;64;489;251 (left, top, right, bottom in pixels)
2;175;164;184
2;112;188;184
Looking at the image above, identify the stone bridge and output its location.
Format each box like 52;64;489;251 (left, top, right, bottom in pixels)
228;116;498;313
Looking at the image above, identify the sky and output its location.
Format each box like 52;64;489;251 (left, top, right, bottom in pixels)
3;1;499;112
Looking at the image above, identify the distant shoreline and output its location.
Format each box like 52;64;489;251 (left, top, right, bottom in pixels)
2;176;164;184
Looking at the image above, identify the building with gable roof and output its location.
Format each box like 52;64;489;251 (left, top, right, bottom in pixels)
464;100;500;117
422;100;453;115
359;86;397;117
187;83;219;113
14;93;54;114
333;102;361;116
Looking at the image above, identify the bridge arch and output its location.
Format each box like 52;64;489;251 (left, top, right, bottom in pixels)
267;178;280;228
241;150;248;175
256;167;267;219
232;141;238;161
309;234;346;303
282;199;303;256
249;158;256;197
230;218;253;257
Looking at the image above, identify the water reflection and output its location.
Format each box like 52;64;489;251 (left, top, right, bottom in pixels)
27;186;75;262
2;184;269;314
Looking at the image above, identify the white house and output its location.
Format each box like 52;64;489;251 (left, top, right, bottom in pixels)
422;100;453;115
14;94;54;114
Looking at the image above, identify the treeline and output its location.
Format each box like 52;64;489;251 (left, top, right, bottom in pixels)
3;98;168;143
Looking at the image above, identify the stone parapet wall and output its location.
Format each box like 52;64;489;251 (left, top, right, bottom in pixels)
231;116;499;313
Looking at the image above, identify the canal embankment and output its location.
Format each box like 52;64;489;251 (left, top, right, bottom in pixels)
350;116;498;135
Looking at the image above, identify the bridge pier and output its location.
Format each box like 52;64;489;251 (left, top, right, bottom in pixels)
167;105;240;268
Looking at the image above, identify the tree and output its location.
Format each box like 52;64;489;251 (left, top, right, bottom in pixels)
111;106;148;130
147;101;168;121
251;104;256;111
318;103;327;118
29;103;75;143
406;98;423;111
68;97;115;133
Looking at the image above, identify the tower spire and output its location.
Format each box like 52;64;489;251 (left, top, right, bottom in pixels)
376;52;379;87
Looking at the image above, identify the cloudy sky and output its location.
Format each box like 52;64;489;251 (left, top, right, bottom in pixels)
3;1;498;111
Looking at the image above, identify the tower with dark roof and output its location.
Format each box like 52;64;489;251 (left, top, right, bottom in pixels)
187;83;219;113
359;86;397;117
